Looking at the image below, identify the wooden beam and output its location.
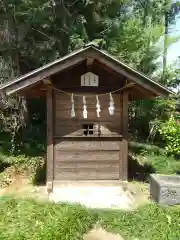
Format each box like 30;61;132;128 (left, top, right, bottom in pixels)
121;90;129;186
46;88;54;192
86;57;94;66
43;78;52;85
119;93;123;182
5;55;86;95
95;60;125;79
89;51;167;97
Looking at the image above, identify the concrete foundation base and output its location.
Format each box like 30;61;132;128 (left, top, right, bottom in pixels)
49;184;134;209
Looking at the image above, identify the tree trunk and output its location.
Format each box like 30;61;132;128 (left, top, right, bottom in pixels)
163;10;169;77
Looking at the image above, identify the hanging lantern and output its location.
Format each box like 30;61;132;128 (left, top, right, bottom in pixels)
108;93;115;115
71;93;75;117
83;96;87;119
96;95;101;117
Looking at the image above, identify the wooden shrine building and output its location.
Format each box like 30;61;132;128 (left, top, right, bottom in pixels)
0;44;172;192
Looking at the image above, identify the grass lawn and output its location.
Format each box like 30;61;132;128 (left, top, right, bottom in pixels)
0;142;180;239
0;198;180;240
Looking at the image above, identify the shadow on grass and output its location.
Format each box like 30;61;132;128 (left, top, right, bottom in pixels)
0;161;10;173
32;162;46;186
129;141;165;155
128;155;156;182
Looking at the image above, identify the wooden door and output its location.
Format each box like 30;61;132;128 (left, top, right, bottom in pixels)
54;136;121;180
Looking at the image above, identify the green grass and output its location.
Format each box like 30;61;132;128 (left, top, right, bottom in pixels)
129;141;180;176
0;198;98;240
129;141;166;155
137;154;180;175
0;198;180;240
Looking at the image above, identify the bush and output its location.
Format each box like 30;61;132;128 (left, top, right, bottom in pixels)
159;115;180;157
0;154;44;187
0;170;12;188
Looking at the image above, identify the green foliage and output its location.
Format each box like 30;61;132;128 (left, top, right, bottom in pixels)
0;198;180;239
159;115;180;157
0;0;179;158
0;152;44;186
136;153;180;175
129;97;176;142
0;170;12;188
157;67;180;87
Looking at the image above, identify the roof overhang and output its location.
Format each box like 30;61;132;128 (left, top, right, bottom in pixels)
0;44;174;97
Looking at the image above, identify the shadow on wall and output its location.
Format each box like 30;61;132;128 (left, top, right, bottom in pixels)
128;155;155;182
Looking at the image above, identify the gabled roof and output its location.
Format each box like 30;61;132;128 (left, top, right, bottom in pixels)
0;44;173;96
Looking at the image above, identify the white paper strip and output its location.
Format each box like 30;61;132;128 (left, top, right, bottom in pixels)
108;93;115;115
83;96;87;119
96;95;101;117
71;93;75;117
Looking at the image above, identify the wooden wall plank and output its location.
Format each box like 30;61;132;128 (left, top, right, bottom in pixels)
55;171;119;180
54;151;119;162
55;109;121;122
55;141;120;151
55;162;119;169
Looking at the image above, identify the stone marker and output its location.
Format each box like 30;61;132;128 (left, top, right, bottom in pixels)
149;174;180;205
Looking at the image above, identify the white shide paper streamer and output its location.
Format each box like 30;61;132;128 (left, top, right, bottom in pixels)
108;93;115;115
71;93;75;117
83;96;87;119
96;95;101;117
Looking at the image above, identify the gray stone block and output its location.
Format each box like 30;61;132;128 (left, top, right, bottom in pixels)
149;174;180;205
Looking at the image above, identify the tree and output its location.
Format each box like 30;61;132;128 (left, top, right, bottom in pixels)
0;0;178;153
163;0;180;74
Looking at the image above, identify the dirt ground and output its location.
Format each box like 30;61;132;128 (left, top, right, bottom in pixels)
128;181;150;207
0;175;150;209
0;175;48;201
84;226;125;240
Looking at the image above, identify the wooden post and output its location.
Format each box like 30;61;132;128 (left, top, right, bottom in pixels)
119;93;123;181
46;88;54;192
122;90;129;188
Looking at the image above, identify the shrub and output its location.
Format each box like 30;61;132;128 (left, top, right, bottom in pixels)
159;115;180;157
0;154;44;187
0;170;12;188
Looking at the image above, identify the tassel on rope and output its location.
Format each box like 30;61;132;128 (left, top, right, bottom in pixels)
96;95;101;118
83;96;87;119
108;93;115;115
71;93;75;117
